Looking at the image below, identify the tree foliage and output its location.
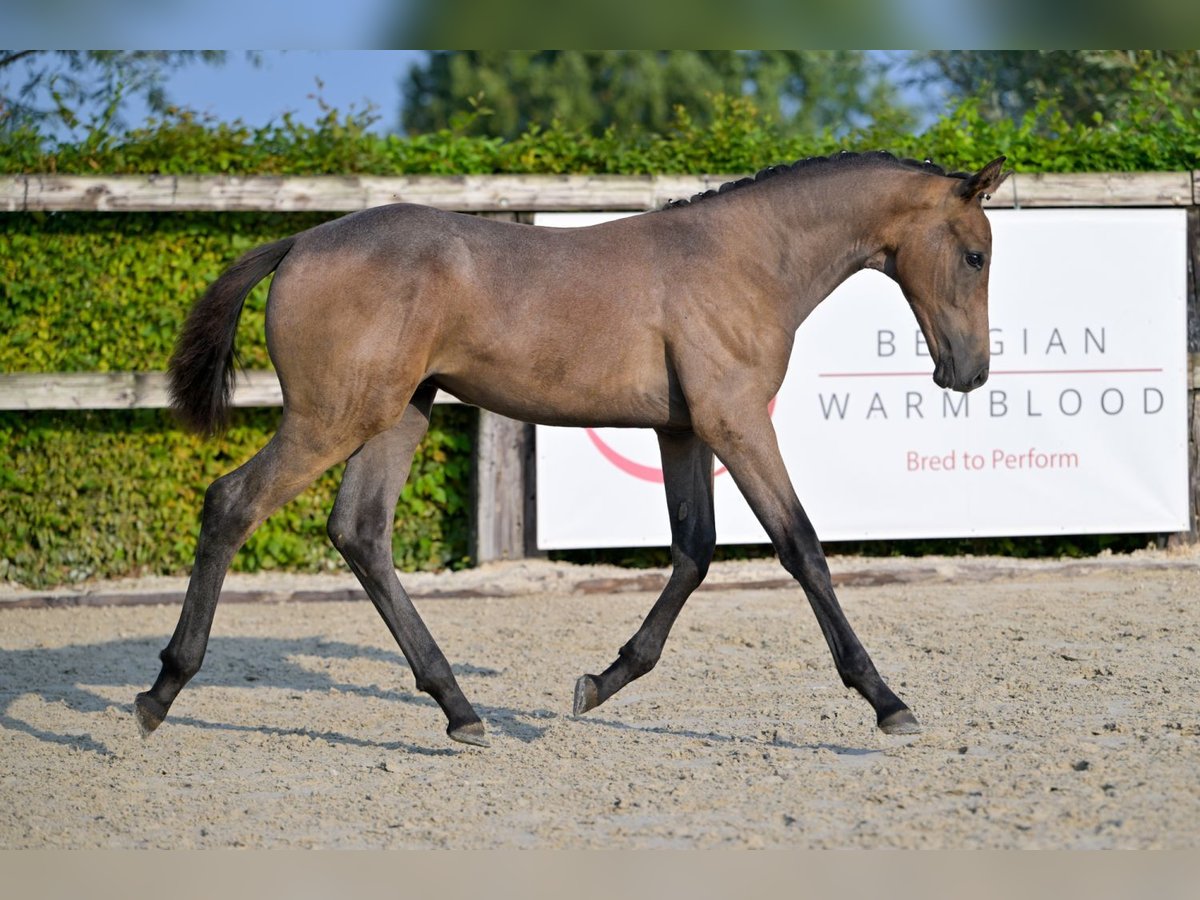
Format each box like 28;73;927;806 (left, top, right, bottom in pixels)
6;76;1197;179
401;50;912;139
913;50;1200;127
0;50;230;134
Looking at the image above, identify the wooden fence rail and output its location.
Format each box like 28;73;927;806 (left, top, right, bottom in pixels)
4;172;1200;551
0;370;462;411
3;170;1199;213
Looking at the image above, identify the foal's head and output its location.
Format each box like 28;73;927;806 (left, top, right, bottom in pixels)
871;156;1009;393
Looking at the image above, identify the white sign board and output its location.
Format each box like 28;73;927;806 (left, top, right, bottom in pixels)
535;209;1190;549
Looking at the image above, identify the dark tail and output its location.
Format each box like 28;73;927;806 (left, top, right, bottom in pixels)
168;236;296;435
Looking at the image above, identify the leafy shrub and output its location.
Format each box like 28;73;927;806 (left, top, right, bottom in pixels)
0;211;335;373
0;407;472;589
5;78;1198;177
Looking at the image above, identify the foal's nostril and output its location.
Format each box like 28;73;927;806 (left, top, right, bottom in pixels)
969;366;990;390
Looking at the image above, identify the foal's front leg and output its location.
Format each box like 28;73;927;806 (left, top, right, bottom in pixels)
574;429;717;714
697;405;920;734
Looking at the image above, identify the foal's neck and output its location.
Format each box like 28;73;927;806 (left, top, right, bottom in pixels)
748;166;932;332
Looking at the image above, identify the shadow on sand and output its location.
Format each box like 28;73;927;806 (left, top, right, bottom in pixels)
2;632;880;760
0;633;557;757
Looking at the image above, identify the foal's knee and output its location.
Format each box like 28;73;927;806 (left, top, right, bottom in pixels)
671;550;712;595
672;525;716;591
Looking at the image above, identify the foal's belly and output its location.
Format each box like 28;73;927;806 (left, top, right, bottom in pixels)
430;323;686;429
432;364;682;429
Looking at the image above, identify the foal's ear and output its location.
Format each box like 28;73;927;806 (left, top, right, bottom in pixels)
958;156;1009;202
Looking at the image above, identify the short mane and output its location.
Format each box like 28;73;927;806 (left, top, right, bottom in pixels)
663;151;971;209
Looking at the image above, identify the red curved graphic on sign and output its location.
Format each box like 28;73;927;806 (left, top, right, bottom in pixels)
584;397;778;484
585;428;665;483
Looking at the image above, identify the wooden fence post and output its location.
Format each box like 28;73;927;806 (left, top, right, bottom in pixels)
471;412;538;562
1189;385;1200;544
1171;206;1200;546
1188;205;1200;543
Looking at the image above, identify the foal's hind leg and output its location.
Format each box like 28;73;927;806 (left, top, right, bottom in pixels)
574;430;717;715
697;406;919;735
135;416;360;736
327;387;487;747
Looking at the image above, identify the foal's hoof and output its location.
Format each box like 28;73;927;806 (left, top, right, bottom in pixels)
878;708;922;735
573;674;600;716
447;720;490;748
134;693;166;738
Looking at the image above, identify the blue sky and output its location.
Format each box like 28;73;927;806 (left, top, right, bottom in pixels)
61;51;943;138
124;51;427;134
3;50;947;141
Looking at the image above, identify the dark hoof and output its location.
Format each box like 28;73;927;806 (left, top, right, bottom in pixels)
447;720;489;748
878;708;922;735
134;693;166;738
573;674;600;716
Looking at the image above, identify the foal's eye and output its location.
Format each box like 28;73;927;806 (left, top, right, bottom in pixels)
964;251;985;270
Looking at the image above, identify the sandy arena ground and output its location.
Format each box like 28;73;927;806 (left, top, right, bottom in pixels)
1;550;1198;849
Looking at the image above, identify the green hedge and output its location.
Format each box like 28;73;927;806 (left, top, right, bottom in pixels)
3;87;1195;588
0;213;475;590
4;82;1199;177
1;407;472;588
1;212;334;373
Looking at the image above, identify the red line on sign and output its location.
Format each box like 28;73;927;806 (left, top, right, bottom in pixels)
991;368;1165;375
818;371;930;378
585;428;664;483
818;367;1165;378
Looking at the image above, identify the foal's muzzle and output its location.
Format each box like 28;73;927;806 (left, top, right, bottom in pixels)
934;356;989;392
